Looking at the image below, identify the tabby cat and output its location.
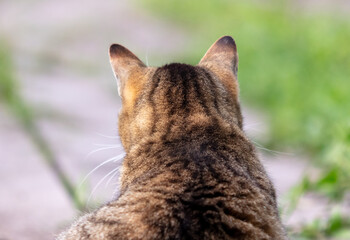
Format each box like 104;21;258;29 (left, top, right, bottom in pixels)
58;36;287;239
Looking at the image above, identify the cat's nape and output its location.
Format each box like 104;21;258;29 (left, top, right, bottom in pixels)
57;36;287;240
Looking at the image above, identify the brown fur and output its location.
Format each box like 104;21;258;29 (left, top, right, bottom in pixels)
58;36;287;240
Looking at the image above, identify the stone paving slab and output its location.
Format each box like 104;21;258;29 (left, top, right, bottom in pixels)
0;110;75;240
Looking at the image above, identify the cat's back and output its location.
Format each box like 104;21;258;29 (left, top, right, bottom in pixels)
60;136;284;240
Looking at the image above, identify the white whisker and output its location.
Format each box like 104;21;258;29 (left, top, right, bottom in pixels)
244;122;263;128
112;152;126;163
95;132;120;139
93;143;122;147
245;127;263;132
105;168;120;189
244;123;264;132
80;155;123;186
251;140;294;156
87;167;121;205
85;146;120;159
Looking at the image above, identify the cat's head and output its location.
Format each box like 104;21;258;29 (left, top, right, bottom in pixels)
109;36;242;152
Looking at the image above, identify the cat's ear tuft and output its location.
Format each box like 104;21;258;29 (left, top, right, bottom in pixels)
109;44;146;96
198;36;238;76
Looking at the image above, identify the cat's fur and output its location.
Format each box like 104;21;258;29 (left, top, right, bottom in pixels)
58;36;287;239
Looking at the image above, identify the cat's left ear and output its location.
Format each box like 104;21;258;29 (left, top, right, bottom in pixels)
109;44;146;97
198;36;238;77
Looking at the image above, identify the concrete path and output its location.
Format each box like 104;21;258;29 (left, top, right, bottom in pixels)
0;1;308;239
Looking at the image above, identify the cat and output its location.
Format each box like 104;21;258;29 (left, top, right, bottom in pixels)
57;36;287;240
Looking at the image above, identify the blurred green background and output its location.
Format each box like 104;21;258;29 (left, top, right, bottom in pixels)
0;0;349;239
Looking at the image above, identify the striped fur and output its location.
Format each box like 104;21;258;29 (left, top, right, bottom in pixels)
58;36;287;240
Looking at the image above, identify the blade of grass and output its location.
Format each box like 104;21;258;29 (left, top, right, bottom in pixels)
0;43;85;211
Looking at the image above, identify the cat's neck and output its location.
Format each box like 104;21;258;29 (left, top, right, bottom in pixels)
128;113;243;151
119;121;251;193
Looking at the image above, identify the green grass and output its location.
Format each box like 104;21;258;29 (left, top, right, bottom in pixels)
141;0;350;237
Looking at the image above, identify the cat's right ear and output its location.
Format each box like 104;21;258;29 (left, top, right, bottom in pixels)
198;36;238;77
109;44;146;98
198;36;240;101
